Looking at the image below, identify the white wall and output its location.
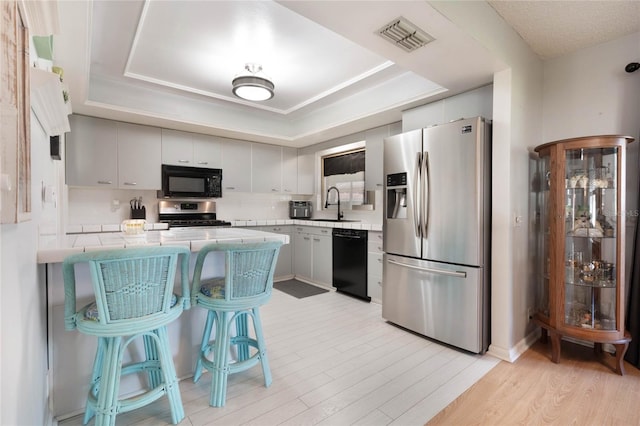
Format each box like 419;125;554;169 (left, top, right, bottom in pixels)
542;31;640;296
430;0;544;361
1;112;60;425
401;84;494;131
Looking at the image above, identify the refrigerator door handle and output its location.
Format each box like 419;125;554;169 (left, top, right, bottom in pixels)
413;152;422;238
422;151;430;237
387;258;467;278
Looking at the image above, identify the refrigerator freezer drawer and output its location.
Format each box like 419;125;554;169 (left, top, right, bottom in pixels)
382;254;487;353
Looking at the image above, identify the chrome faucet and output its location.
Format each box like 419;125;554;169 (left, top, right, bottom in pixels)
325;186;343;221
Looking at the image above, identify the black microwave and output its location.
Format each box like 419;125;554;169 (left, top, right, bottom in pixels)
160;164;222;198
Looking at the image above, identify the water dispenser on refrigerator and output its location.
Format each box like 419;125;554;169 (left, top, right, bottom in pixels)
386;172;407;220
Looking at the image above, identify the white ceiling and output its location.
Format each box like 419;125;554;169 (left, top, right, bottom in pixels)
54;1;640;148
488;0;640;60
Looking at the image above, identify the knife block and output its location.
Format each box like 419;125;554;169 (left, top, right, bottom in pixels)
131;207;146;219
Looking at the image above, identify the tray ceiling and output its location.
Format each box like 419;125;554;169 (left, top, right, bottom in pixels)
54;1;639;147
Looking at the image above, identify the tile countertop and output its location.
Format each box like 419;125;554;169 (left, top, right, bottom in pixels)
65;219;382;235
41;220;383;264
232;219;383;231
37;227;290;264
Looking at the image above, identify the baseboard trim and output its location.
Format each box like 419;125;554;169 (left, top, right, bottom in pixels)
487;328;541;362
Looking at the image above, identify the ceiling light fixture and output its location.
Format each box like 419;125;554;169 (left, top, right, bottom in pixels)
232;63;274;101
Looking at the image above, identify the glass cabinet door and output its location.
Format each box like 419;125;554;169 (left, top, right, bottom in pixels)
533;155;551;319
563;147;618;331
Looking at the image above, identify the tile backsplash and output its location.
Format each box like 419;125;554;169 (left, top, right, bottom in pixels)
66;188;383;232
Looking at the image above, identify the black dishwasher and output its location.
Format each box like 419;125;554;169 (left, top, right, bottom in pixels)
332;228;370;301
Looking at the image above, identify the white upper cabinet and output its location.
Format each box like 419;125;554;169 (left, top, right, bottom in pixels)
66;115;118;188
192;133;222;168
161;129;191;166
282;147;298;194
364;126;388;191
252;143;282;193
221;139;252;192
297;152;314;195
66;115;161;190
116;122;161;190
162;129;222;168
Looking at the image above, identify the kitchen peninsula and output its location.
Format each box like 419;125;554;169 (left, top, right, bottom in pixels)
39;227;289;419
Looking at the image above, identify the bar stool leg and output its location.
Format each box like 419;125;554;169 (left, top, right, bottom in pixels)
194;310;216;383
83;337;106;425
235;313;250;362
210;311;231;407
252;307;272;387
156;326;185;423
95;336;123;426
143;333;162;388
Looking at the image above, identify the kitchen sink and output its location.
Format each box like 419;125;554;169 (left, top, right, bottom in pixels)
310;219;361;222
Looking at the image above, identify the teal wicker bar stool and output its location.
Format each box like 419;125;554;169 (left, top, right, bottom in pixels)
191;241;282;407
62;246;191;426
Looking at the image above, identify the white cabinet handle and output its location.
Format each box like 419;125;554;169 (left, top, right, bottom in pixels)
197;161;208;165
123;182;137;186
97;180;112;185
178;159;190;163
225;186;235;190
272;189;278;192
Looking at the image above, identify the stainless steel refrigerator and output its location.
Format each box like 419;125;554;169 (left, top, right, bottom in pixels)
382;117;491;354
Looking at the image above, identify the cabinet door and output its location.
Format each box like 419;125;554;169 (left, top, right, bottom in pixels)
312;233;332;286
192;134;222;168
365;126;387;191
368;231;384;303
65;115;118;187
297;152;314;195
221;139;252;192
563;146;620;331
117;122;161;190
293;228;312;280
282;147;298;194
252;143;281;193
261;225;293;278
161;129;193;166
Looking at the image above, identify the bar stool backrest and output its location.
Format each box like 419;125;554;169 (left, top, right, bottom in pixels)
63;246;191;335
191;241;282;310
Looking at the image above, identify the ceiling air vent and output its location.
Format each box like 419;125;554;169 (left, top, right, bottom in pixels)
377;17;434;52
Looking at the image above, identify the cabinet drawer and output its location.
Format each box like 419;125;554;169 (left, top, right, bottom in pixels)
368;239;383;254
262;225;292;235
368;252;383;277
307;227;332;237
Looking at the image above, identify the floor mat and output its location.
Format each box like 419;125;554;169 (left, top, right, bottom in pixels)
274;279;329;299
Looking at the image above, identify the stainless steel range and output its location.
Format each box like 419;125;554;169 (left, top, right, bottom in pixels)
158;200;231;228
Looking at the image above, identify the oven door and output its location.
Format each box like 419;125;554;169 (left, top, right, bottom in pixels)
161;164;221;198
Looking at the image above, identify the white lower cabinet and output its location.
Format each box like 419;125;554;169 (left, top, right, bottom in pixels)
293;229;312;280
311;230;332;286
255;225;293;279
293;226;332;288
367;231;383;303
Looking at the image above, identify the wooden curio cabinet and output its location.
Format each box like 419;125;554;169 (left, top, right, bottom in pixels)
532;135;634;375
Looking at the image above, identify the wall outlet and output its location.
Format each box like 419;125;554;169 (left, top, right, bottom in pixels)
527;307;535;320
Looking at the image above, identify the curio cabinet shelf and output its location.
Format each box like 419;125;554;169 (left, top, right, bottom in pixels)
532;135;634;375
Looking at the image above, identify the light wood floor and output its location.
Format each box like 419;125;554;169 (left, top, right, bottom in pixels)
59;288;499;426
428;338;640;425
